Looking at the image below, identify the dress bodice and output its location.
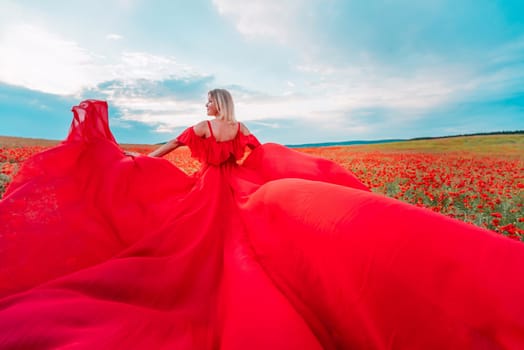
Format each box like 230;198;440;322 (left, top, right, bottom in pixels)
176;121;261;166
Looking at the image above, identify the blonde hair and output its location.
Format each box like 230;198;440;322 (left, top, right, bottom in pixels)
209;89;236;123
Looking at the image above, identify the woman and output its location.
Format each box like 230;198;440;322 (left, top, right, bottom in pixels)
0;90;523;349
125;89;259;159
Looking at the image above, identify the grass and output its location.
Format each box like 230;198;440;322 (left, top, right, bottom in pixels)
351;134;524;156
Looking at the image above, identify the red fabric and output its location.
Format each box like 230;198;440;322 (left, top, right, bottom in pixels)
1;99;523;349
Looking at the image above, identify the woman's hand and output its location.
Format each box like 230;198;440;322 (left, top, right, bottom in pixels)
124;151;141;157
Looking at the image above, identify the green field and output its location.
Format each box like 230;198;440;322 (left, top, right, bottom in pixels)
350;134;524;156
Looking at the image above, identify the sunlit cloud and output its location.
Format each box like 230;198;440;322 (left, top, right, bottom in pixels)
111;96;204;130
0;23;206;97
0;24;105;95
110;52;199;82
106;33;123;40
250;121;281;129
212;0;307;43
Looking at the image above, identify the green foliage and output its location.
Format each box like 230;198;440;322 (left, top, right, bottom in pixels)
0;173;10;198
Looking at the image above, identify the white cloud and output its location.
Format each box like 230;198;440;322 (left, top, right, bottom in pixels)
110;52;196;82
251;121;281;129
111;96;204;130
0;23;203;96
106;33;123;40
294;60;480;113
111;86;391;136
212;0;305;43
0;24;106;95
109;91;341;134
109;72;456;135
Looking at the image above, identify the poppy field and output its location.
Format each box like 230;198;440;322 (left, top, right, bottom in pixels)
1;134;523;240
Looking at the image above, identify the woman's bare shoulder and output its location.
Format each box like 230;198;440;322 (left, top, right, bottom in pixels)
193;121;209;137
239;122;253;136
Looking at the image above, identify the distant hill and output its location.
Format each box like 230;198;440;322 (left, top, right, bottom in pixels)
286;139;405;148
286;130;524;148
408;130;524;141
0;135;60;147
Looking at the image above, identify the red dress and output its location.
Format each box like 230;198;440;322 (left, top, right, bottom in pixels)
1;100;523;349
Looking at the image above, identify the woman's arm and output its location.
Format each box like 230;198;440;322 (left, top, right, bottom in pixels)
147;139;181;157
124;122;204;158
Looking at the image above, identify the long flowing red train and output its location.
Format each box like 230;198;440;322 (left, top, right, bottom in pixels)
1;100;523;349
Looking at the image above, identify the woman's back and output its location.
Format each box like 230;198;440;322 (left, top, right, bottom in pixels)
208;120;240;142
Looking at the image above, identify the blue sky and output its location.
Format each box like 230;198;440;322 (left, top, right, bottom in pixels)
0;0;523;144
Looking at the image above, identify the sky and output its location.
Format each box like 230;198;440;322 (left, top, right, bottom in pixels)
0;0;523;145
